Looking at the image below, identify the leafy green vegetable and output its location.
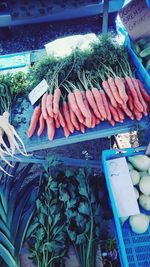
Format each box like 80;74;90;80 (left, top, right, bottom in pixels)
0;163;40;267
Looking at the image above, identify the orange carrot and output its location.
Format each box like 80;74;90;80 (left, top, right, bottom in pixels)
100;90;111;121
121;104;134;120
85;89;101;119
80;122;85;133
81;91;92;127
62;102;74;133
137;79;150;104
27;105;41;138
54;114;60;129
46;93;53;117
37;113;45;137
108;77;124;105
108;103;120;122
91;87;106;120
125;76;143;112
41;92;48;119
102;80;118;108
73;89;90;118
90;108;97;128
114;77;128;104
95;117;101;125
108;119;115;126
63;126;70;138
53;87;61;115
117;107;125;121
132;78;148;114
91;114;96;128
46;116;55;140
68;92;84;123
69;103;80;131
133;108;143;121
58;111;66;128
128;94;134;111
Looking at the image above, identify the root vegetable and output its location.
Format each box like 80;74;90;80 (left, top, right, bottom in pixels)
53;88;61;115
74;89;90;118
85;89;101;119
127;162;134;171
27;105;41;138
46;117;55;141
69;103;80;131
100;90;111;121
139;195;150;211
62;102;74;133
0;111;28;175
91;88;106;119
139;175;150;195
125;77;143;112
37;114;45;137
128;155;150;171
102;80;118;108
130;169;140;185
67;92;84;123
114;77;128;104
129;213;149;234
41;92;48;119
108;77;124;105
134;187;139;199
46;93;53;117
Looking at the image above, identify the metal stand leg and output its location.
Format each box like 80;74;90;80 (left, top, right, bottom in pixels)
102;0;109;34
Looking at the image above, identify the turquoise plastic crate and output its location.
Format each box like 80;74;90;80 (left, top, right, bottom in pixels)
125;36;150;90
102;146;150;267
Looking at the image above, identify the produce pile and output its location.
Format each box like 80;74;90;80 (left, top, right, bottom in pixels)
27;34;150;140
132;36;150;73
28;163;112;267
120;154;150;234
0;160;115;267
0;72;29;175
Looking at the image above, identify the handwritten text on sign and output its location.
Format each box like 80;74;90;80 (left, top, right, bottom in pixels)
119;0;150;40
28;79;49;105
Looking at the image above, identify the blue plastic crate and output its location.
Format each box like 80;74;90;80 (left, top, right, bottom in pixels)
102;146;150;267
146;0;150;8
125;36;150;91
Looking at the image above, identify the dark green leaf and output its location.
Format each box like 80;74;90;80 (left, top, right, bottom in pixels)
15;204;35;255
76;233;86;245
78;202;90;216
39;213;45;226
26;222;39;239
59;192;69;202
0;218;10;239
11;186;36;239
67;230;76;241
0;200;6;222
49;181;58;192
0;231;15;256
78;186;88;198
66;199;76;209
65;170;74;177
37;228;45;241
0;243;16;267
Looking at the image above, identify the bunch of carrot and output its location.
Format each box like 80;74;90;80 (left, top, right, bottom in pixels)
27;70;150;140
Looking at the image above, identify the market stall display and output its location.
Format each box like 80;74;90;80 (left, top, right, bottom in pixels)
102;147;150;267
0;0;150;266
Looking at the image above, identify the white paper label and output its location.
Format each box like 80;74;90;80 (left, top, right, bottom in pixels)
106;157;140;218
28;79;49;105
